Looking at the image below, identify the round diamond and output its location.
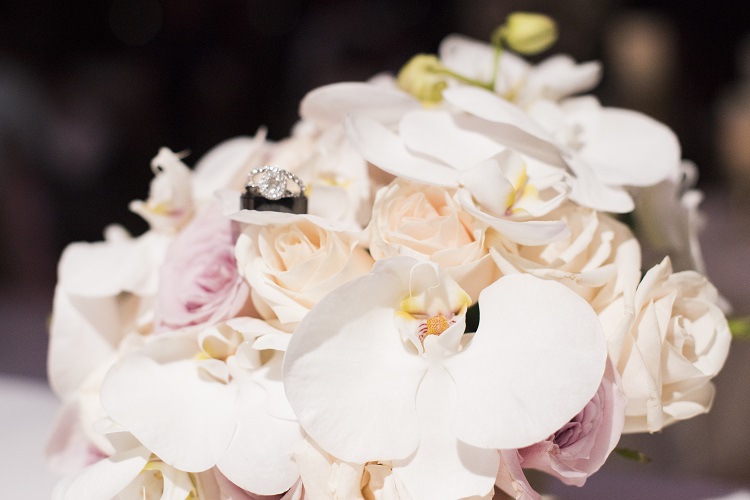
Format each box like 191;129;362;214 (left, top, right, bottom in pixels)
257;169;288;200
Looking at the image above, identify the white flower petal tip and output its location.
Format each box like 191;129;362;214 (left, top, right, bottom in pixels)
300;82;419;128
578;108;681;188
345;114;460;187
130;148;195;233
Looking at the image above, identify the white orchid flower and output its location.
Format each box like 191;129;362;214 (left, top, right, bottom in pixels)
129;148;195;233
346;111;570;245
283;257;607;499
441;86;681;213
438;34;602;107
100;318;304;495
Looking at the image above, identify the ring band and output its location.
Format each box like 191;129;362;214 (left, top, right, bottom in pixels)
241;166;308;214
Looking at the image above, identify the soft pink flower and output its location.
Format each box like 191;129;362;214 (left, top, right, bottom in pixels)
155;204;251;331
497;359;625;496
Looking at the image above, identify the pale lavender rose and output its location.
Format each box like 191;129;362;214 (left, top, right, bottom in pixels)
155;204;251;331
514;360;626;487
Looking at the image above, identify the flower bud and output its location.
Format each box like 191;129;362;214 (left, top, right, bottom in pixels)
493;12;558;55
396;54;448;105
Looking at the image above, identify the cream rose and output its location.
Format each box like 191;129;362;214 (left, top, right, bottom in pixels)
599;257;731;433
368;179;497;300
235;218;374;331
488;203;641;311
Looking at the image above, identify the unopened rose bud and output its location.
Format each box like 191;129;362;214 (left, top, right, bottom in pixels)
493;12;558;55
396;54;448;105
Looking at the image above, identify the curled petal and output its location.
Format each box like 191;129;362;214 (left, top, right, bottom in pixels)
345;114;460;187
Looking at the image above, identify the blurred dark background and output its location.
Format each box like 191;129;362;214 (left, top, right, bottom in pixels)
2;0;750;492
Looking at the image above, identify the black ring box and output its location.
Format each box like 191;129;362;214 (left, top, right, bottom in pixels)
241;188;308;214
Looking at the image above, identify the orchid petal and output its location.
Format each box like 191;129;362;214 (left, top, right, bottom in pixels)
442;99;565;169
457;189;569;245
399;110;503;170
58;231;169;297
48;286;144;401
459;156;516;216
217;361;303;494
52;445;150;500
345;114;460;187
530;55;602;101
300;82;419;128
438;34;498;85
101;337;237;472
283;259;428;463
442;87;553;144
578;108;680;187
447;274;607;449
392;367;498;499
566;157;635;213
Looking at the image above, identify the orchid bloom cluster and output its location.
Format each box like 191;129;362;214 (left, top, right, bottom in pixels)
47;13;731;500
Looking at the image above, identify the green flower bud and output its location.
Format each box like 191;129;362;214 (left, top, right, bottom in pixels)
493;12;558;55
396;54;449;105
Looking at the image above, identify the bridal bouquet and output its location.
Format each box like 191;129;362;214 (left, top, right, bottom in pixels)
47;13;732;500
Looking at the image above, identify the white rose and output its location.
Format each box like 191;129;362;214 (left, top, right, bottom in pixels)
599;257;731;433
489;203;641;311
235;218;374;331
368;179;498;301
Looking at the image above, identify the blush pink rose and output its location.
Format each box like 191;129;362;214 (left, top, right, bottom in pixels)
155;204;251;331
497;359;625;495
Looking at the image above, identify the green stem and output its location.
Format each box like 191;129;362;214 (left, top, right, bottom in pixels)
488;43;503;92
434;66;494;91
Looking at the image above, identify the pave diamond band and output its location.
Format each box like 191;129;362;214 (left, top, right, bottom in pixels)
241;166;308;214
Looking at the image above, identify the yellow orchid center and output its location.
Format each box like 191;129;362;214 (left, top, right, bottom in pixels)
417;312;456;343
425;314;451;336
504;163;537;216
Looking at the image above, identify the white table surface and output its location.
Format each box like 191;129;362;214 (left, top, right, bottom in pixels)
0;376;61;499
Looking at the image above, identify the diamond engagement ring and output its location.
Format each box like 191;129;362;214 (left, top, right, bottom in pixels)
241;166;308;214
